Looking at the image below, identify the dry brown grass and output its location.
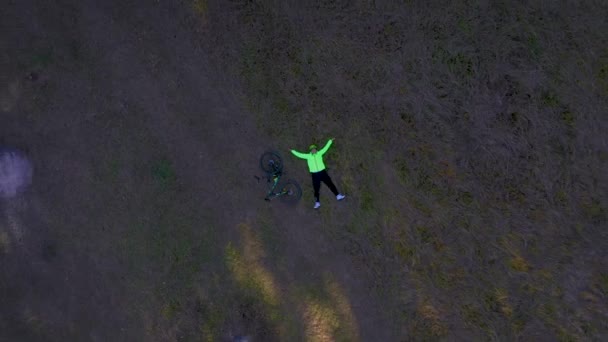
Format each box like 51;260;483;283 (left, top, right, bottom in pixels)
200;0;608;339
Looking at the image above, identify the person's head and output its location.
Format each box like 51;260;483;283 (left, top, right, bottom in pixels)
309;144;318;154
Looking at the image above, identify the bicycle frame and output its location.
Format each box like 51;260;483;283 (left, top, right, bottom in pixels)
258;151;301;203
264;163;285;201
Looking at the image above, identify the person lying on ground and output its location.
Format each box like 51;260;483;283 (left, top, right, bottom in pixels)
290;138;345;209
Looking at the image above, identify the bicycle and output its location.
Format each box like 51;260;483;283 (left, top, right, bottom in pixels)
257;151;302;203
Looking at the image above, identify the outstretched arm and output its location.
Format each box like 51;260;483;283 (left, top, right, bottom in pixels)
291;149;309;159
318;138;333;155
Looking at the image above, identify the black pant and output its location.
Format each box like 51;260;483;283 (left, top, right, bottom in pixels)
311;169;339;202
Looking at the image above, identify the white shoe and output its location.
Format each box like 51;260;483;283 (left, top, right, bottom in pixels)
314;202;321;209
336;194;345;201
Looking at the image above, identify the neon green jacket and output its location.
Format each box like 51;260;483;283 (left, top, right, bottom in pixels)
291;139;333;173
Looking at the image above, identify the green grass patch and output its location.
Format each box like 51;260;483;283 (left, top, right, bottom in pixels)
272;95;291;115
416;226;435;244
554;189;567;205
432;46;474;78
411;197;433;217
461;303;487;329
457;17;472;35
561;110;575;128
511;311;527;333
415;168;434;191
393;157;409;185
30;48;54;68
526;30;542;58
598;57;608;94
509;255;531;272
556;328;577;342
395;243;416;265
427;261;452;289
152;158;177;187
104;158;121;183
542;92;560;107
365;223;386;250
0;231;9;254
409;301;448;339
359;187;375;212
581;198;604;222
192;0;208;16
505;184;526;204
458;191;474;205
446;53;474;77
161;298;182;320
596;273;608;296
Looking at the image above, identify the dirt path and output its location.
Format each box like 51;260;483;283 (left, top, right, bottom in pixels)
1;0;397;340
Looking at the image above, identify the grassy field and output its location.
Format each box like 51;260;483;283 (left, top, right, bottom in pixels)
200;1;608;340
1;0;606;341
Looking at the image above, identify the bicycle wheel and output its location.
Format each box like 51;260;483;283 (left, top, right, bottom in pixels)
259;151;283;174
278;179;302;204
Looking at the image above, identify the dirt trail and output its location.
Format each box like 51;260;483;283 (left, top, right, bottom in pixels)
1;0;397;340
